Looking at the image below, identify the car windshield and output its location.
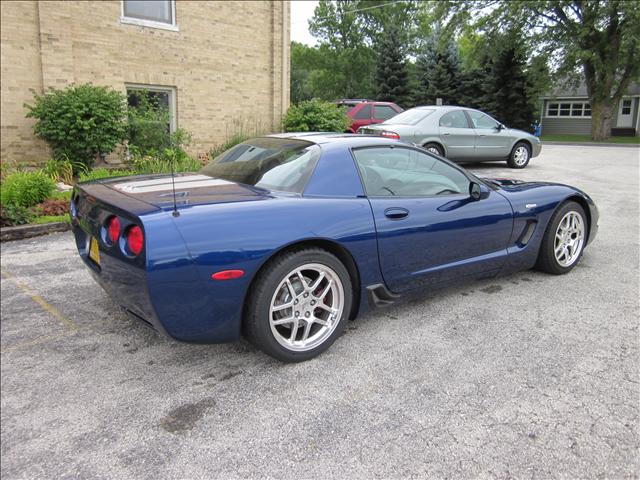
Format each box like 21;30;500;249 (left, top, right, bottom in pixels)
384;108;435;125
200;137;320;193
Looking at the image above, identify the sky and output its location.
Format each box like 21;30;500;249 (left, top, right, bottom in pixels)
291;0;319;46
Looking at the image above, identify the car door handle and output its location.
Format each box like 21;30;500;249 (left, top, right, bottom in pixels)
478;134;486;137
384;207;409;220
442;133;451;136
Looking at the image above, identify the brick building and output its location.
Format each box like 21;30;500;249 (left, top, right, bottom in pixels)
0;0;290;166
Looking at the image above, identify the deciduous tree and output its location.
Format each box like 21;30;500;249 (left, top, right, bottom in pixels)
432;0;640;140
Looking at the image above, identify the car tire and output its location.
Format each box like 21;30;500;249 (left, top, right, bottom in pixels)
244;248;353;362
507;141;531;168
535;201;587;275
424;143;444;157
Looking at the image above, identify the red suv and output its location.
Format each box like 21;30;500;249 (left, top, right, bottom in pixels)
335;99;403;133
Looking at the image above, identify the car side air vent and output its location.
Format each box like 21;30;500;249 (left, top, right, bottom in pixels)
517;220;538;246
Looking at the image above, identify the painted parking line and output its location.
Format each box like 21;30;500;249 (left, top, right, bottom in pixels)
1;270;77;331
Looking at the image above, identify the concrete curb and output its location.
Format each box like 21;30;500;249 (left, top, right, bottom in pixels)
543;141;640;148
1;222;71;242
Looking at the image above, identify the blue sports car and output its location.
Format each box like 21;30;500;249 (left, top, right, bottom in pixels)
71;134;598;362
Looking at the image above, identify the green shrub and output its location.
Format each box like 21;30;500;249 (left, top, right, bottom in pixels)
131;149;200;174
1;171;56;208
0;204;35;227
208;134;251;160
26;84;128;171
282;99;350;133
49;190;72;201
127;90;172;155
127;90;192;160
42;157;88;185
208;117;268;160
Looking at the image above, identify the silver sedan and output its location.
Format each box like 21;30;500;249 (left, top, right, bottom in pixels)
358;106;542;168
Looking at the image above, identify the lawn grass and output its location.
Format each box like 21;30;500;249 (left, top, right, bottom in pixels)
33;214;69;224
541;134;639;144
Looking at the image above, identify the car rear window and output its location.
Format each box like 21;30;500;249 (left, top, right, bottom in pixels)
386;108;435;125
200;138;320;193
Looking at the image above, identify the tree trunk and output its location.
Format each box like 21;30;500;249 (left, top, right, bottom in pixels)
590;99;614;141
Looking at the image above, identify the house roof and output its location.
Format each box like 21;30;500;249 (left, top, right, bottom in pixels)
543;81;640;98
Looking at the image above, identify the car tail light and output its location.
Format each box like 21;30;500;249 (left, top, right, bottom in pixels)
126;225;144;256
107;216;120;244
381;131;400;140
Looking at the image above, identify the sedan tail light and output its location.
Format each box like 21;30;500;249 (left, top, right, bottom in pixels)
381;131;400;140
125;225;144;256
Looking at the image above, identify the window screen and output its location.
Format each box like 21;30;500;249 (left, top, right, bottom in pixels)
123;0;173;24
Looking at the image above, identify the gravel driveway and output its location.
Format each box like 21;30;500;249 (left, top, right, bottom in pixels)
1;144;638;479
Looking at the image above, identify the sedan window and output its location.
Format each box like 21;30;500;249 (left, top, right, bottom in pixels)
468;111;500;129
353;147;470;197
385;108;435;125
439;110;469;128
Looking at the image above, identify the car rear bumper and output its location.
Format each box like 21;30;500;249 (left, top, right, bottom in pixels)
72;222;167;335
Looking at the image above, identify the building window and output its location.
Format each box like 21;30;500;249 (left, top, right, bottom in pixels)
559;103;571;116
126;85;177;132
121;0;178;31
621;99;632;115
547;101;591;118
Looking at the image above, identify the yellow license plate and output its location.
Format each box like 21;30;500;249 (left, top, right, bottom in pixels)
89;236;101;266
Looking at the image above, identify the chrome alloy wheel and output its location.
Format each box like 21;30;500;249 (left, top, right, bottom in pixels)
269;263;345;352
427;146;440;155
554;211;585;267
513;146;529;166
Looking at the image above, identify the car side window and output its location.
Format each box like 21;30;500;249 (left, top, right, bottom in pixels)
439;110;469;128
352;147;470;197
375;105;398;120
354;104;372;119
468;111;499;129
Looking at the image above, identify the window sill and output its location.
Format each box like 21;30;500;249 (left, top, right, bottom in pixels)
120;16;179;32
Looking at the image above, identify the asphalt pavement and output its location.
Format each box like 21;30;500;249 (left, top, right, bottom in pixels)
1;144;638;479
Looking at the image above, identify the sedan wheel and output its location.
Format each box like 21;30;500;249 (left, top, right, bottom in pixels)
507;142;531;168
244;248;352;362
535;201;587;274
424;143;444;157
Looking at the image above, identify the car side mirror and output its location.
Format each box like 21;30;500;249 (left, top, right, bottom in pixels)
496;123;505;131
469;182;490;201
469;182;482;201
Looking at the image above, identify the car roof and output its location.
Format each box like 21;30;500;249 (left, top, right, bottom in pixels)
410;105;460;111
334;99;399;106
267;132;401;147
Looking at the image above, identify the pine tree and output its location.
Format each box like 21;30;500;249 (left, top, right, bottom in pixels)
458;48;492;111
414;35;437;106
374;25;410;107
484;36;535;131
414;30;462;106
